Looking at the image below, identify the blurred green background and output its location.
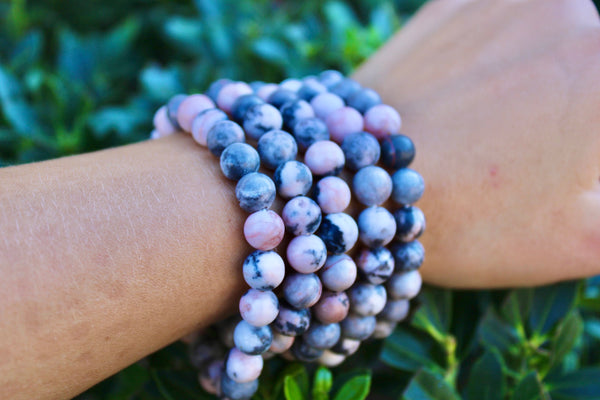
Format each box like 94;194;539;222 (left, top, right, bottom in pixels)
2;1;600;399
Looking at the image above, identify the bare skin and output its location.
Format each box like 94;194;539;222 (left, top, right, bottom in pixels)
0;0;599;398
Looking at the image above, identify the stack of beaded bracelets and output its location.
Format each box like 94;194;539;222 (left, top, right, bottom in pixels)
151;70;425;400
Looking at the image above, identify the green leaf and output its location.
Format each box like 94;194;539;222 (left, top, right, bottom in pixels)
529;281;579;335
276;363;310;400
332;374;371;400
412;287;452;339
380;327;444;372
550;311;584;369
313;366;332;400
465;350;504;400
478;308;520;354
284;375;304;400
140;65;183;102
402;369;460;400
512;372;544;400
501;289;532;331
548;368;600;400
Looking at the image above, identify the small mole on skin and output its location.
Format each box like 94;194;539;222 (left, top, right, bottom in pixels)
489;165;501;188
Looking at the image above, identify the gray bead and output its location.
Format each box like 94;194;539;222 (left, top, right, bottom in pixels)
380;134;416;169
391;168;425;205
346;88;382;114
303;322;341;349
372;319;398;339
317;213;359;254
330;338;360;356
318;70;344;88
207;120;245;156
231;94;264;123
393;206;426;242
341;132;381;171
220;143;260;181
166;94;186;130
352;166;393;206
293;117;330;150
297;78;328;101
348;283;387;316
206;78;232;102
274;161;313;199
283;273;322;309
329;78;361;101
356;247;395;285
291;338;324;362
243;103;283;140
281;99;315;130
282;196;322;236
358;207;397;248
380;299;410;322
340;314;376;340
221;373;259;400
389;240;425;272
273;305;311;336
257;130;298;170
386;270;422;300
233;320;273;355
235;172;276;213
267;88;299;108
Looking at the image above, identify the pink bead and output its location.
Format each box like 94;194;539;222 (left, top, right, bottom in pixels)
313;291;350;324
176;94;215;132
239;289;279;327
269;332;295;353
153;106;178;136
256;83;279;101
286;234;327;273
244;210;285;250
314;176;351;214
226;347;263;383
217;82;253;114
280;78;302;92
326;106;364;143
318;350;346;367
191;109;227;146
364;104;402;139
320;254;357;291
304;141;345;176
310;92;345;120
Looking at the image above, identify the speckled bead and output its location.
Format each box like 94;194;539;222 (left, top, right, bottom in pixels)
207;120;245;156
348;283;387;316
341;132;381;171
317;213;359;254
386;270;422;300
313;291;349;324
236;172;276;213
393;206;426;242
206;78;232;102
153;105;178;136
318;70;344;88
304;141;345;176
380;134;416;169
233;320;273;355
176;94;215;132
191;108;228;146
220;142;260;181
353;166;393;206
269;332;295;353
330;338;360;356
329;78;361;101
256;83;279;102
217;82;253;114
293;118;330;150
347;88;382;114
280;99;315;130
340;314;376;340
326;106;365;144
274;161;313;199
243;103;283;140
357;207;397;248
391;168;425;205
389;241;425;272
297;78;328;101
257;130;298;170
282;196;322;236
226;347;263;383
166;94;187;130
280;78;303;92
313;176;351;214
303;322;341;349
286;234;327;274
380;299;410;322
364;104;402;139
199;358;223;395
243;250;285;291
356;247;395;285
319;254;357;292
282;273;322;309
189;336;224;369
318;350;346;367
221;373;259;400
231;94;264;123
273;304;311;336
310;92;345;121
243;209;284;251
239;289;279;327
267;88;299;108
291;338;324;362
372;319;398;339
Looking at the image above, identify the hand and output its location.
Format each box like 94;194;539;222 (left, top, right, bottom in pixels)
354;0;600;287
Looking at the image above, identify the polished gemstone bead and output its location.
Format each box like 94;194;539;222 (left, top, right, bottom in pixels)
380;134;416;169
393;206;426;242
358;206;397;248
243;103;283;140
257;130;298;170
317;213;359;254
273;304;311;336
239;289;279;327
225;347;263;383
243;250;285;290
236;172;276;213
356;247;395;285
282;273;322;309
304;140;345;176
389;241;425;272
233;320;273;355
220;142;260;181
319;254;357;292
364;104;402;139
303;322;341;349
282;196;322;236
274;161;313;199
341;131;381;171
310;92;345;121
313;176;351;214
207;120;245;156
391;168;425;205
217;82;253;114
348;283;387;316
191;108;228;146
353;166;393;206
386;270;422;299
243;209;285;250
346;88;382;114
292;117;330;150
340;314;376;340
286;234;327;273
313;291;350;324
326;106;364;144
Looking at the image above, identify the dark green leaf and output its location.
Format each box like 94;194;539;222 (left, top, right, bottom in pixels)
284;375;304;400
332;374;370;400
465;350;504;400
529;281;579;335
380;326;443;372
548;368;600;400
412;287;453;338
512;372;544;400
313;366;332;400
478;308;520;354
402;369;460;400
550;311;584;368
501;289;532;331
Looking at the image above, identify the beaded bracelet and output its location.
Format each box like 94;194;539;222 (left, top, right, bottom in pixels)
151;71;425;400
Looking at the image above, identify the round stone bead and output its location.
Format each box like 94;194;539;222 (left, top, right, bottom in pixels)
207;120;245;156
293;117;330;150
243;103;283;140
297;78;328;101
243;250;285;290
217;82;253;114
387;270;423;300
326;106;364;144
391;168;425;205
286;234;327;273
273;304;311;336
243;210;284;250
239;289;279;327
153;105;178;136
189;336;224;369
233;320;273;355
310;92;345;121
176;94;215;132
236;172;276;213
166;94;187;130
329;78;361;101
356;247;395;285
280;78;303;92
313;291;350;324
340;314;376;340
257;130;298;170
256;83;279;101
218;316;241;348
274;161;313;199
358;206;397;248
364;104;402;139
221;374;259;400
304;322;341;349
347;88;382;114
341;132;381;171
267;88;299;108
304;141;345;176
330;338;360;356
199;359;223;395
317;213;359;254
380;134;416;169
319;254;357;292
389;241;425;272
191;108;228;146
249;80;266;92
353;166;393;206
231;94;264;123
282;273;322;309
291;338;324;362
269;332;295;353
206;78;232;102
220;142;260;181
280;99;315;130
226;347;263;383
318;350;346;367
314;176;351;214
372;319;398;339
380;299;410;322
318;70;344;88
348;283;387;316
282;196;322;236
393;206;426;242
